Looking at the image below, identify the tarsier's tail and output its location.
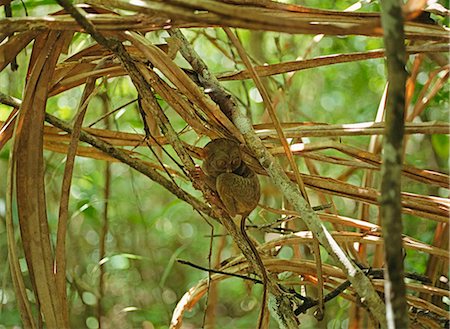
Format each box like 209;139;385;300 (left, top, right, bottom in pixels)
239;215;269;329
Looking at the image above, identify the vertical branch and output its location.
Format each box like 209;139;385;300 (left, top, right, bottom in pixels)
98;91;111;329
379;1;409;328
98;162;110;329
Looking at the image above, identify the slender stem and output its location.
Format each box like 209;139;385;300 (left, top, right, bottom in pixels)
379;0;409;328
98;92;111;328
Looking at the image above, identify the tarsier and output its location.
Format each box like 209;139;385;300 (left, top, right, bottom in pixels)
202;138;260;217
202;138;268;328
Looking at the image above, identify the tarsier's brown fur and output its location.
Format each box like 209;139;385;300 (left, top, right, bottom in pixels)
202;139;268;329
202;138;260;217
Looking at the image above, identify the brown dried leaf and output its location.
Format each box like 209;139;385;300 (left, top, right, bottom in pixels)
0;31;37;71
15;31;70;328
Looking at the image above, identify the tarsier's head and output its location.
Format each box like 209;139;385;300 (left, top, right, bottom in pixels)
203;139;242;177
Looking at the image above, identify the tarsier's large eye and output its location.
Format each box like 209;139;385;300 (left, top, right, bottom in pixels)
231;158;240;168
216;159;226;169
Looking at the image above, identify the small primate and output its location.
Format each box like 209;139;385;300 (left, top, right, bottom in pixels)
202;138;260;217
202;138;267;329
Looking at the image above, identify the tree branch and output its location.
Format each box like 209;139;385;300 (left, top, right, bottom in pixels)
379;0;409;328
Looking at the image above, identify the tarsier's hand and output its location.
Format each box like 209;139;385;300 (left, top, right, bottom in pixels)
192;164;203;180
202;139;260;217
191;165;205;189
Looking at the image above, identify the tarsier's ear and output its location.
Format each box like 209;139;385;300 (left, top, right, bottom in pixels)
202;139;219;158
199;146;208;158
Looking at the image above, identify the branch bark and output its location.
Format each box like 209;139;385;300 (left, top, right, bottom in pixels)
379;0;409;328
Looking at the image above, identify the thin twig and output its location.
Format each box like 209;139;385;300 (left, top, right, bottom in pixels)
177;259;263;284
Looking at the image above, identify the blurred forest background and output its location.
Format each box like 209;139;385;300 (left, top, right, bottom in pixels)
0;0;449;329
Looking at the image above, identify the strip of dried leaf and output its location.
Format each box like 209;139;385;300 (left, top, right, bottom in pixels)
172;253;447;328
15;31;71;328
0;108;19;151
269;140;449;188
6;141;37;329
217;45;448;81
254;121;450;138
38;41;447;98
262;232;449;259
43;140;186;178
55;68;100;326
0;31;37;71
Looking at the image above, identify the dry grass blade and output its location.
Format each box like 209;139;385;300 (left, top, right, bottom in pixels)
43;139;185;177
261;232;449;260
34;115;450;224
297;174;449;222
14;31;70;328
4;117;447;148
217;45;449;81
6;142;36;329
0;108;18;151
171;247;447;328
254;121;450;138
0;31;37;71
422;222;449;308
1;1;448;42
54;70;100;326
269;140;449;188
407;65;450;121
